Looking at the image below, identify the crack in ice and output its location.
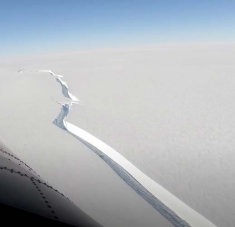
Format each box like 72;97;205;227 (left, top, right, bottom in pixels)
33;69;217;227
38;69;81;129
55;77;79;102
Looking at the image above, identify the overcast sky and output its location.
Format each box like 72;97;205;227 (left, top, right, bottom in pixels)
0;0;235;56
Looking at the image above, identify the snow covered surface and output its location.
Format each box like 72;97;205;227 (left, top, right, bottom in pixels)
0;43;235;226
37;69;214;226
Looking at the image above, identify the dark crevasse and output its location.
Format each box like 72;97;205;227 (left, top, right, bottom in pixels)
35;69;215;227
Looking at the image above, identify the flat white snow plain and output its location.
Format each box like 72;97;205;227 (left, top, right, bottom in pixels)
38;69;214;227
0;43;234;227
